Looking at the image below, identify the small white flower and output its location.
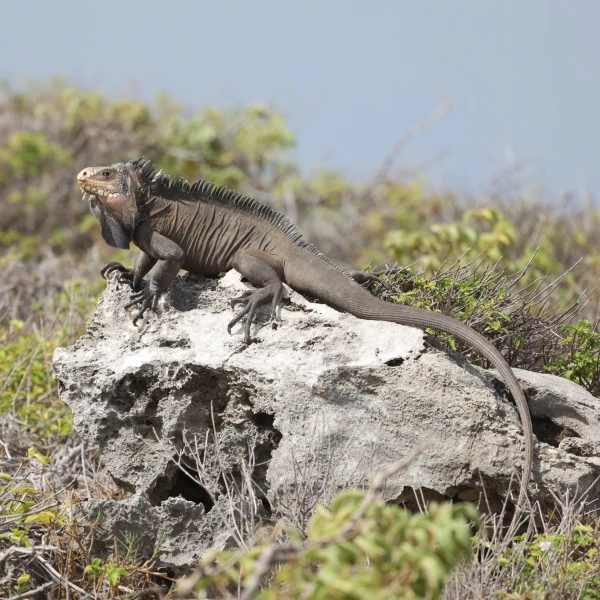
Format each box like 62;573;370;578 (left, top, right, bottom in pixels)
539;541;552;551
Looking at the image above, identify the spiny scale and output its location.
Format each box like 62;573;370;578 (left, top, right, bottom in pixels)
130;157;348;275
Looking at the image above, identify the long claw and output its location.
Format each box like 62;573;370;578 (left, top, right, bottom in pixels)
244;314;252;344
125;290;146;309
270;286;284;319
101;262;135;290
117;273;134;288
124;286;161;326
227;302;251;333
132;301;151;326
101;261;129;280
227;284;284;343
230;294;251;309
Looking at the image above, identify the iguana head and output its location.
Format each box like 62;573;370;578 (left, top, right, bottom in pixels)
77;158;154;249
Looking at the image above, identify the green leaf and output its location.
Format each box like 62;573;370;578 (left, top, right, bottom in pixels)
26;447;50;465
106;566;128;586
23;510;56;524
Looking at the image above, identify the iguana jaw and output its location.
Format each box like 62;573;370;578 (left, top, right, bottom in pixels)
78;163;139;249
77;165;136;215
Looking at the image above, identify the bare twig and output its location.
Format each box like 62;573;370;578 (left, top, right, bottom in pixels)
0;546;62;571
34;554;93;600
7;581;55;600
239;444;426;600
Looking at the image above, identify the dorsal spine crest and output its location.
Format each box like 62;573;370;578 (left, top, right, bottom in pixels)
129;157;349;275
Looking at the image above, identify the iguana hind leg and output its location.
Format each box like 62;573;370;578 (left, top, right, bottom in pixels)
228;251;284;344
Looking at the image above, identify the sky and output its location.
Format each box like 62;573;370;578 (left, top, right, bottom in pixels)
2;0;599;199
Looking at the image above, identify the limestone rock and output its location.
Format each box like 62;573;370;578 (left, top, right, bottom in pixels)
53;272;600;571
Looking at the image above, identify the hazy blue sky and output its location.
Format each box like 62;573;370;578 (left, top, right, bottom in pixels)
2;1;598;198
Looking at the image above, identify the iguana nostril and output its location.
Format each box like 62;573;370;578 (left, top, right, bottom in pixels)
77;169;88;181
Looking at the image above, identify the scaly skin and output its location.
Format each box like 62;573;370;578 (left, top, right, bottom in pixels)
78;159;533;527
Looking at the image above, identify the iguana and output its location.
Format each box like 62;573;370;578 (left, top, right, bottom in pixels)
77;158;533;514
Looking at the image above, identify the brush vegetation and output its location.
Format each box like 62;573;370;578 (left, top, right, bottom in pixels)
1;79;600;598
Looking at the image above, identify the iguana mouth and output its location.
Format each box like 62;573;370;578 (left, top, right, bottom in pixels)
79;184;118;199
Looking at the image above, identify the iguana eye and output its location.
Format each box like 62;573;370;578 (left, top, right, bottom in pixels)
102;170;111;178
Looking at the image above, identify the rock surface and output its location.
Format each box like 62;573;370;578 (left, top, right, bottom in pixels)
53;272;600;571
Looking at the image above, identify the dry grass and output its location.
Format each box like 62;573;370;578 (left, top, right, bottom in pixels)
2;401;600;599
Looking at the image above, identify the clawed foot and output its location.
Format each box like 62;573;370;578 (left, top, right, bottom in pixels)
101;262;135;288
351;267;408;286
227;286;283;344
125;285;160;326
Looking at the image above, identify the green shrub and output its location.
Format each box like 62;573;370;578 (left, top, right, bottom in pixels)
545;319;600;393
0;279;98;442
191;491;480;600
0;131;71;182
0;450;59;549
492;526;600;599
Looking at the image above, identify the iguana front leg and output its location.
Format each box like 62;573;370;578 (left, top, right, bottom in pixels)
228;250;284;344
125;230;184;325
101;261;133;286
101;251;157;291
